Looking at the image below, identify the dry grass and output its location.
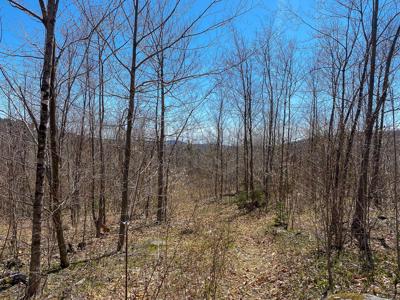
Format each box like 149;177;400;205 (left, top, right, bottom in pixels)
0;192;398;299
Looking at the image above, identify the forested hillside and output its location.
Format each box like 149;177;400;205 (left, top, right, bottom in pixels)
0;0;400;299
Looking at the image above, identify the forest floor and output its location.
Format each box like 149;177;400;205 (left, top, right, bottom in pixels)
0;194;398;299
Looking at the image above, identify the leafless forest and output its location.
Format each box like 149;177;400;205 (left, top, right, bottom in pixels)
0;0;400;299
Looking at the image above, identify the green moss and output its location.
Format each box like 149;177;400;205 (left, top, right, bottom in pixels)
227;239;235;249
147;243;158;252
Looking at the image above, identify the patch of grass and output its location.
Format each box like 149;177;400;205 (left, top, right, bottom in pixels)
146;243;158;253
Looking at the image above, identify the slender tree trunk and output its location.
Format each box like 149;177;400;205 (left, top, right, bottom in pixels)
219;120;224;199
49;41;69;269
370;101;385;207
264;90;274;209
26;1;59;297
97;49;106;236
243;92;249;201
278;94;287;223
118;0;139;251
391;92;400;294
72;52;88;229
330;60;348;251
7;106;18;259
157;54;166;223
247;72;255;206
235;130;239;194
214;97;223;200
352;0;378;269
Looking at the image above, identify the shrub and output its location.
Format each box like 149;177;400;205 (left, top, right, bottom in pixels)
234;190;265;211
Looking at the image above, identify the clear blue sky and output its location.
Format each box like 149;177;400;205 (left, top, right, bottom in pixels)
0;0;317;50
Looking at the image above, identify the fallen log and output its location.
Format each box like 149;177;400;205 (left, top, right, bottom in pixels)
0;272;27;292
222;192;239;197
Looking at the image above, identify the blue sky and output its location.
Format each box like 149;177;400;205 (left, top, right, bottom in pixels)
1;1;42;47
0;0;317;50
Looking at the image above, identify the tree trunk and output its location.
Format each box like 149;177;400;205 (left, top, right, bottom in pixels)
248;71;255;206
118;0;139;251
351;0;378;270
49;41;69;269
71;52;88;228
26;1;59;297
97;48;106;237
157;54;166;223
370;101;385;207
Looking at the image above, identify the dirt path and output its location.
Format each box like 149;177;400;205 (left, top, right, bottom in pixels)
210;201;318;300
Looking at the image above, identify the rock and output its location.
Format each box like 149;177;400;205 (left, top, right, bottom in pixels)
327;293;389;300
75;278;86;285
148;239;166;247
364;296;388;300
270;227;287;236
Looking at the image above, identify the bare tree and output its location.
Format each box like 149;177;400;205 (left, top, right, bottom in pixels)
6;0;60;297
